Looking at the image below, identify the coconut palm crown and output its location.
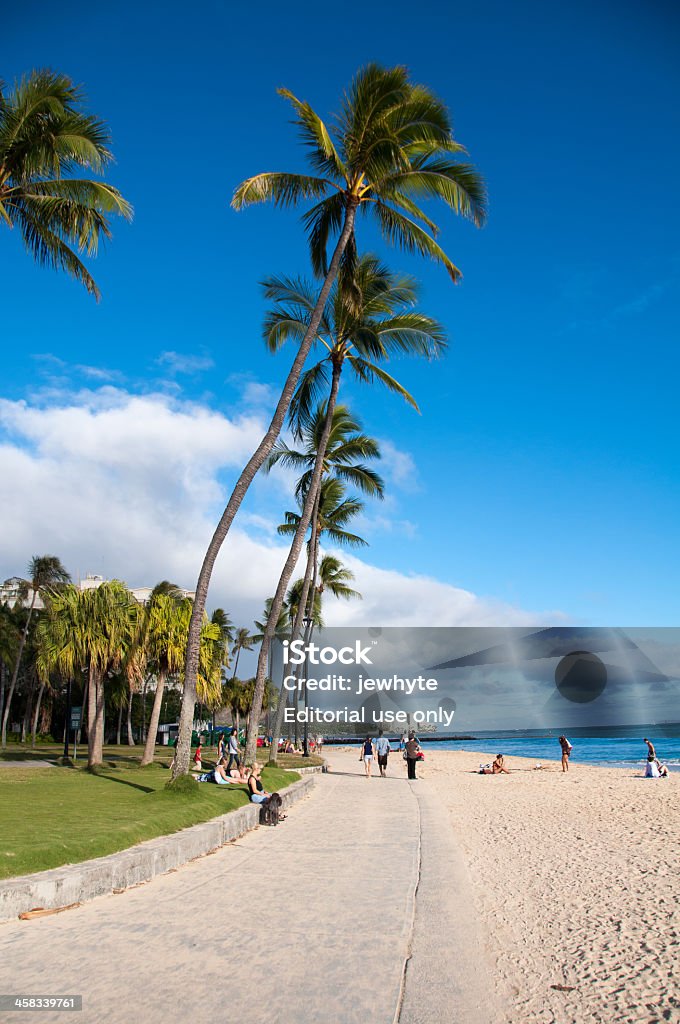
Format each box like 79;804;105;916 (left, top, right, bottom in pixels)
0;69;132;299
233;63;486;282
262;253;446;432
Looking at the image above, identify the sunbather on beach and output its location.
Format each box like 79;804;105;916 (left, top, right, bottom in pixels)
479;754;510;774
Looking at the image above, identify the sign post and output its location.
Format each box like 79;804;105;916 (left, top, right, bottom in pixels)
70;706;82;761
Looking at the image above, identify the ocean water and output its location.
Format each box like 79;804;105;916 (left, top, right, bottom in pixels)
421;724;680;770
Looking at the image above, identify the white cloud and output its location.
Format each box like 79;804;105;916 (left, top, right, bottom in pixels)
322;549;560;627
379;439;419;492
227;375;278;409
157;351;215;374
0;387;558;629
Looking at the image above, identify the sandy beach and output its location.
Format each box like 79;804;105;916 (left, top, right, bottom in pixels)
416;749;680;1024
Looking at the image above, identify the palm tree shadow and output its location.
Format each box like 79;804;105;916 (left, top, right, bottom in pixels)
93;773;154;794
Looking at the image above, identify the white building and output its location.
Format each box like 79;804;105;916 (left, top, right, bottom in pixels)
1;573;195;609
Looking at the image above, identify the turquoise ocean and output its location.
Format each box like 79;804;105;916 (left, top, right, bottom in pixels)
418;723;680;770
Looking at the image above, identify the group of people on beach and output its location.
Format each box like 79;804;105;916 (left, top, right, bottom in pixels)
644;737;669;778
359;730;423;780
477;735;670;777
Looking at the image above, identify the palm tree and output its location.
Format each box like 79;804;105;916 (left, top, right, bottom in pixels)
0;603;20;729
271;554;361;762
138;594;227;765
244;260;445;762
268;480;366;760
1;555;70;748
139;593;188;766
174;64;485;779
0;69;132;299
37;581;140;767
229;627;256;682
265;402;383;651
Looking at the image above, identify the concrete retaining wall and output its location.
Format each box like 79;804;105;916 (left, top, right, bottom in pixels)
0;775;314;922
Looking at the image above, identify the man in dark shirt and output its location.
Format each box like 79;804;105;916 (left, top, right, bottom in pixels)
405;731;420;780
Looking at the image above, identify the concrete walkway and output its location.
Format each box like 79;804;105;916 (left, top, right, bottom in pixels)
0;760;55;768
0;749;493;1024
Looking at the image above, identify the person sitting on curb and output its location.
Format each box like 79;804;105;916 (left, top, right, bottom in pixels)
247;762;270;804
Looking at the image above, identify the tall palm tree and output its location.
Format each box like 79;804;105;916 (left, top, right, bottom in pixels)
268;480;367;760
138;594;226;765
174;64;485;779
37;581;140;766
139;594;188;766
1;555;70;748
0;69;132;299
265;401;383;656
244;260;445;762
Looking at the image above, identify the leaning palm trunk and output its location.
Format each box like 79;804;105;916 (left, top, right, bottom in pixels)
268;517;318;764
30;680;46;748
1;592;36;748
141;673;167;765
244;361;342;763
173;202;358;780
116;703;123;745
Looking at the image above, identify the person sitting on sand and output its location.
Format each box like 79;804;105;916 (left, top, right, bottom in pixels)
247;763;270;804
479;754;509;774
656;759;669;778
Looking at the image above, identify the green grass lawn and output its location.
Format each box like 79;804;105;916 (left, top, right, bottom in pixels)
0;741;324;771
0;760;298;880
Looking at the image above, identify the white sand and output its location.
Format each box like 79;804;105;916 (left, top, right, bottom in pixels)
419;750;680;1023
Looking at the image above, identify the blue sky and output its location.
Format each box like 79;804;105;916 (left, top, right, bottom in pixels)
2;0;680;627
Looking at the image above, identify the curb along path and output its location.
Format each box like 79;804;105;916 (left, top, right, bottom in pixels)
1;751;421;1024
0;775;314;922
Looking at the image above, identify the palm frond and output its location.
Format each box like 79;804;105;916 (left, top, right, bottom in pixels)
373;201;462;282
232;172;330;210
347;355;420;411
278;87;348;182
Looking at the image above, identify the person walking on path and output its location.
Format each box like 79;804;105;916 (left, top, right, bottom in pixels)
375;730;391;777
227;729;240;772
360;735;375;777
399;731;408;751
559;734;572;772
405;732;421;781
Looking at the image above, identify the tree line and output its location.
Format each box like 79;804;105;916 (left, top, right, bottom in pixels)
1;63;486;782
